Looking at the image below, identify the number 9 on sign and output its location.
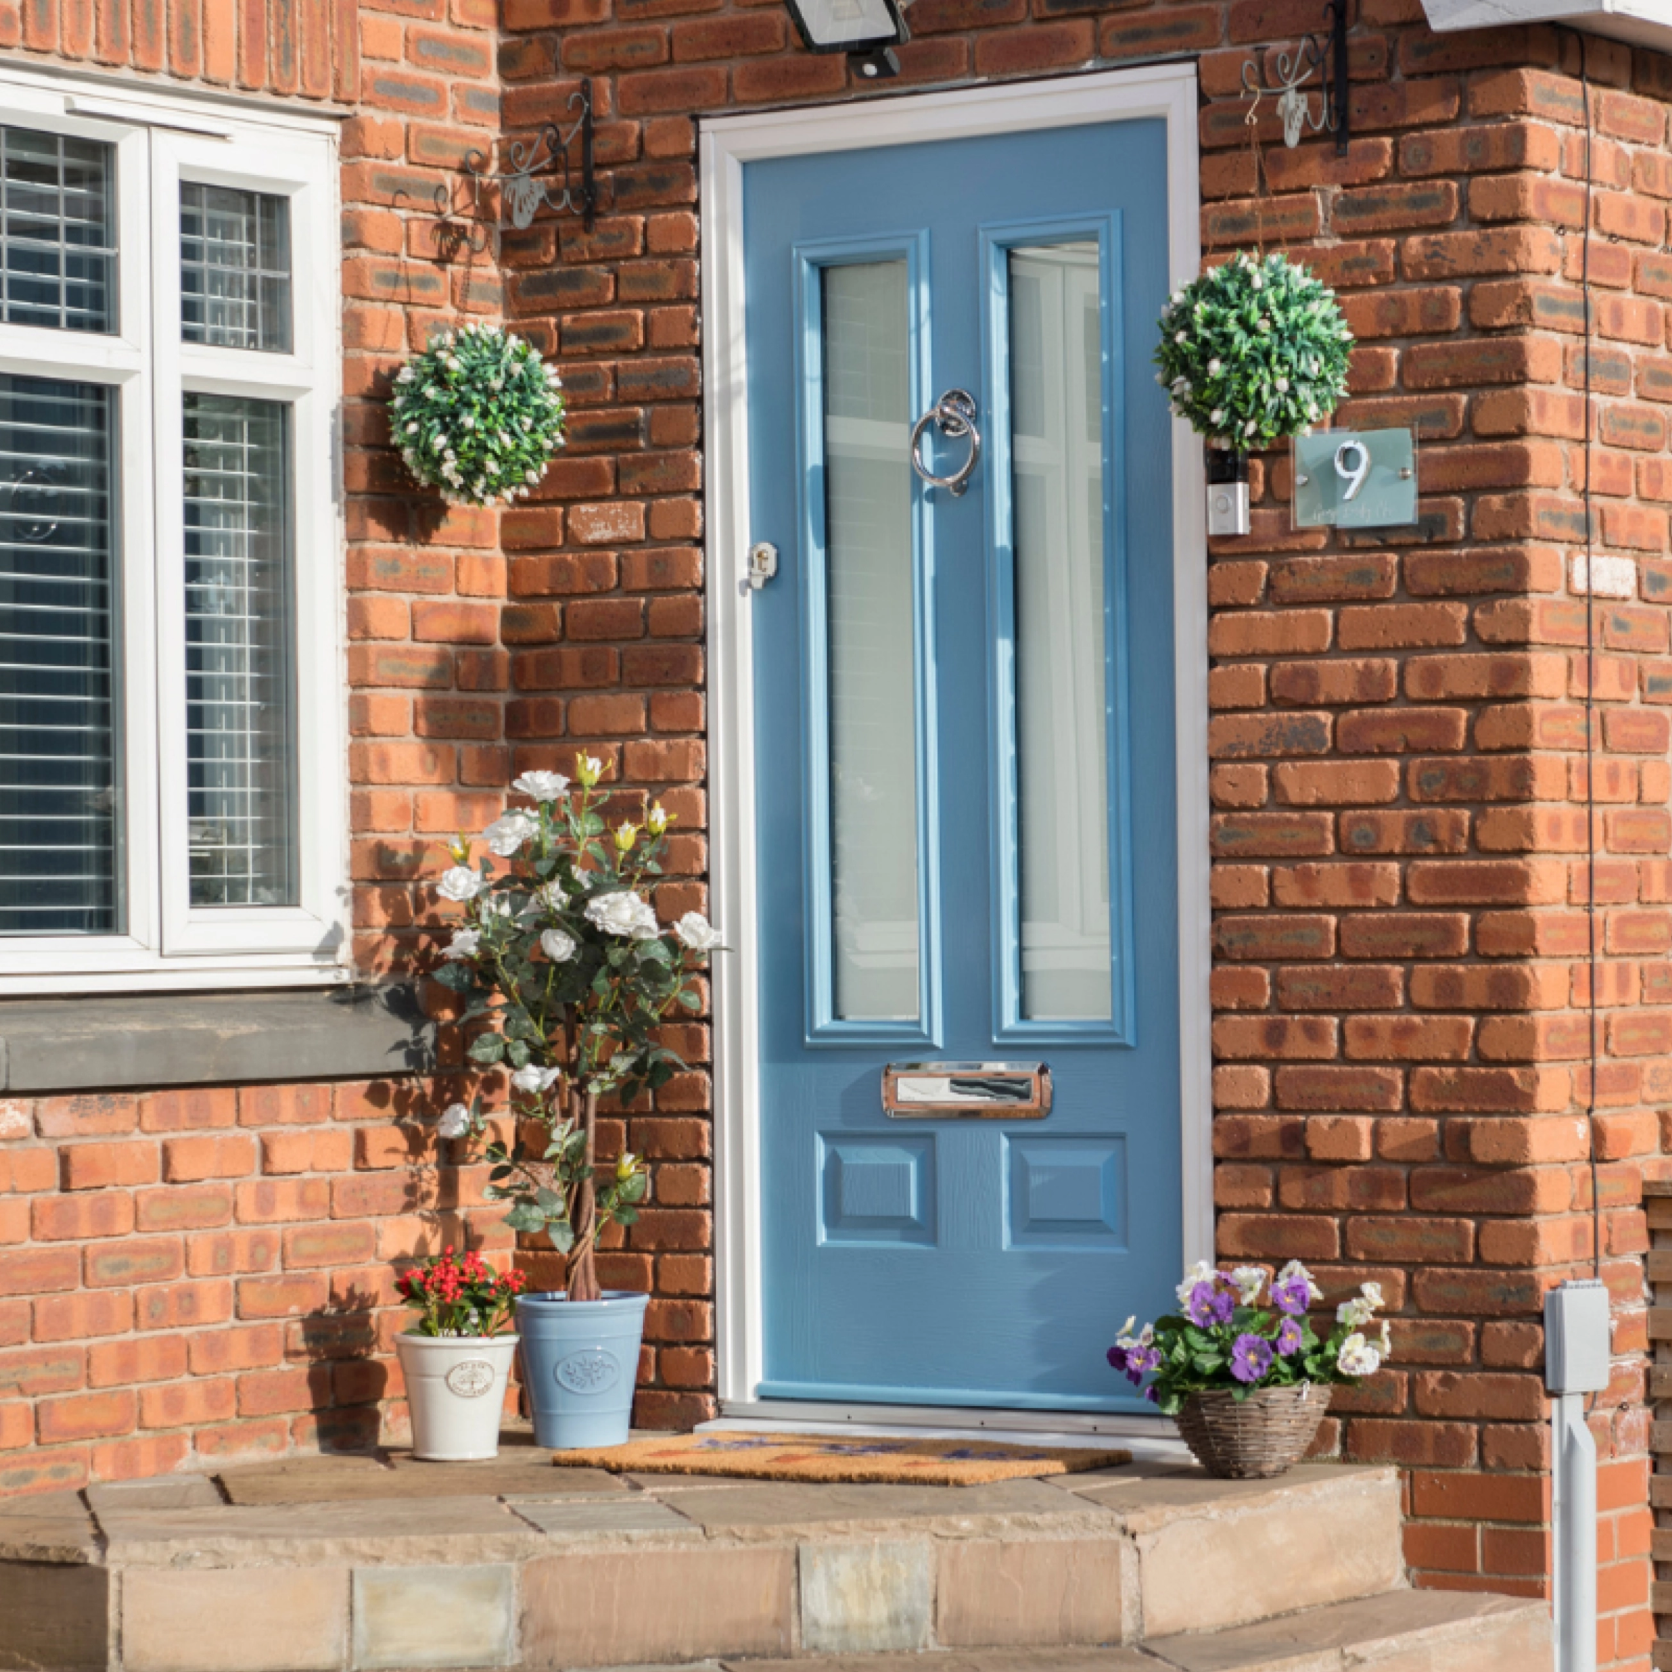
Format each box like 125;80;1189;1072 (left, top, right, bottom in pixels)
1291;426;1418;530
1334;439;1370;503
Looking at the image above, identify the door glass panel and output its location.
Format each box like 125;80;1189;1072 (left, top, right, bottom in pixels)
0;375;118;934
822;260;918;1021
1009;242;1111;1021
182;393;298;907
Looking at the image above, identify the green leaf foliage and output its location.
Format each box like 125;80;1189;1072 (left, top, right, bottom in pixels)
1154;251;1352;450
390;322;567;508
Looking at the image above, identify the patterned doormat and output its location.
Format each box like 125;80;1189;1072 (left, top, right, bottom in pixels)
550;1430;1129;1485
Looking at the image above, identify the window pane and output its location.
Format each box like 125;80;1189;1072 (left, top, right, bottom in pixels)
1009;243;1111;1021
822;260;919;1022
180;184;292;353
183;394;297;907
0;376;118;934
1;125;116;333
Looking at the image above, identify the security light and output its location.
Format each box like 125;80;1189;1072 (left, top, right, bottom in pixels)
784;0;908;60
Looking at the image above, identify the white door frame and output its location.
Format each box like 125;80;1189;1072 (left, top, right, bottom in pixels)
699;61;1211;1417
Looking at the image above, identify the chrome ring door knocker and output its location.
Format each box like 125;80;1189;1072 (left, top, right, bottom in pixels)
910;388;981;498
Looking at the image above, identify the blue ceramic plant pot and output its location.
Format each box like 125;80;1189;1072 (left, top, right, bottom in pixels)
515;1290;649;1450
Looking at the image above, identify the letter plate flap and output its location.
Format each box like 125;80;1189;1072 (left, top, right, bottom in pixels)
882;1062;1051;1119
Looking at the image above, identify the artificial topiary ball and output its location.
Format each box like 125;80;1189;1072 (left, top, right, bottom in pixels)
391;323;566;508
1154;251;1353;451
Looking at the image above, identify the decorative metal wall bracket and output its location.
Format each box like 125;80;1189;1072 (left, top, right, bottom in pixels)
1241;0;1350;156
425;78;596;256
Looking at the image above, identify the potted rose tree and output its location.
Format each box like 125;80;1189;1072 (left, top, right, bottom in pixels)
1110;1260;1389;1478
429;754;720;1449
394;1247;525;1460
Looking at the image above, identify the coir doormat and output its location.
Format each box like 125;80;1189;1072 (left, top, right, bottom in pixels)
550;1430;1129;1486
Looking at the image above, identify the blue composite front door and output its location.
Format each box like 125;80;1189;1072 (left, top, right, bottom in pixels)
745;113;1181;1412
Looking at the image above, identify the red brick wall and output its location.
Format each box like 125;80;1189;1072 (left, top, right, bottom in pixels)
487;11;1669;1669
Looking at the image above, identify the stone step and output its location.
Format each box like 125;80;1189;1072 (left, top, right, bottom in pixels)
712;1589;1551;1672
0;1456;1408;1672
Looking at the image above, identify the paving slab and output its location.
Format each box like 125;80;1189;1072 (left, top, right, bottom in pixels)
1145;1590;1548;1672
0;1500;103;1565
720;1650;1153;1672
97;1494;545;1568
509;1497;700;1540
0;1561;110;1670
0;1488;90;1519
1068;1462;1356;1516
215;1453;392;1504
123;1566;347;1672
353;1562;515;1669
669;1478;1117;1538
86;1476;224;1512
383;1451;630;1499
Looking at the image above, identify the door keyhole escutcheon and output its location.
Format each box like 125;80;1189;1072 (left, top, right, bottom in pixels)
909;388;981;497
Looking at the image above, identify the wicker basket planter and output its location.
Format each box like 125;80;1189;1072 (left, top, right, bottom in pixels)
1175;1382;1328;1479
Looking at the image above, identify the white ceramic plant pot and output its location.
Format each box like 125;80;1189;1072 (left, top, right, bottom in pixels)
395;1332;519;1461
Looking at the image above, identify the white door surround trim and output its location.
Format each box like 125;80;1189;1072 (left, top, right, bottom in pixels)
699;61;1211;1412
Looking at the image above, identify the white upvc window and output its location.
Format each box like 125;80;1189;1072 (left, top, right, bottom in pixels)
0;68;347;992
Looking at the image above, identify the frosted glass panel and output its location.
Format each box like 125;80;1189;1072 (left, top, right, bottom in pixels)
1009;243;1111;1021
822;260;918;1021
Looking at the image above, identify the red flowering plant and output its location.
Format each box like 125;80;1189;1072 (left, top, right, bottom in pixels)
395;1246;527;1338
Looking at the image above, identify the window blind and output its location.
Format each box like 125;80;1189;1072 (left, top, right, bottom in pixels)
1;125;115;334
0;375;118;935
182;394;297;908
180;183;291;353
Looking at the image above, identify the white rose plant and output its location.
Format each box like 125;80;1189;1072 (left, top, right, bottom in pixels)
429;755;721;1302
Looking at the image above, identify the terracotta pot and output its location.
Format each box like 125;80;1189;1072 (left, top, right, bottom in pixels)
1174;1381;1328;1479
395;1332;519;1461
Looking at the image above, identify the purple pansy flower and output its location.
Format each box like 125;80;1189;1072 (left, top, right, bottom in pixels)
1271;1275;1311;1317
1107;1344;1129;1372
1187;1281;1234;1328
1230;1332;1273;1385
1275;1316;1304;1357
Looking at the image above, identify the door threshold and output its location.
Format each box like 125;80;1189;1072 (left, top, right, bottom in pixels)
710;1399;1190;1463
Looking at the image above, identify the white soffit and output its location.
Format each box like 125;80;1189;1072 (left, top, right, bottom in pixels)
1422;0;1672;50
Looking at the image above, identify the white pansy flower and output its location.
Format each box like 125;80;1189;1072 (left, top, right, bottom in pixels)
483;810;537;857
1175;1258;1214;1308
1336;1333;1381;1378
540;927;578;963
1115;1315;1155;1351
1277;1259;1323;1301
585;890;660;941
1230;1266;1266;1306
674;911;722;953
438;866;486;902
510;1063;562;1096
1359;1281;1385;1311
437;1102;471;1139
1336;1295;1376;1330
443;927;481;960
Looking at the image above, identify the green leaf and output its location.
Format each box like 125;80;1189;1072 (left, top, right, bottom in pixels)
467;1034;505;1064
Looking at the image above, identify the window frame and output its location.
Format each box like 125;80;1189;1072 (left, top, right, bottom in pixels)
0;69;346;992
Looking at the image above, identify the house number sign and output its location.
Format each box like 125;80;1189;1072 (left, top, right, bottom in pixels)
1291;427;1417;530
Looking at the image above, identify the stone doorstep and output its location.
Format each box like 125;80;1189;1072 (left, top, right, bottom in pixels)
714;1590;1553;1672
2;1458;1414;1672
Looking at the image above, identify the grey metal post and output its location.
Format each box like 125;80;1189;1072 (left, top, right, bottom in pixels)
1544;1280;1610;1672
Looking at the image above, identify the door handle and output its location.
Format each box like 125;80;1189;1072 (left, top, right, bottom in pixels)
909;389;981;498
